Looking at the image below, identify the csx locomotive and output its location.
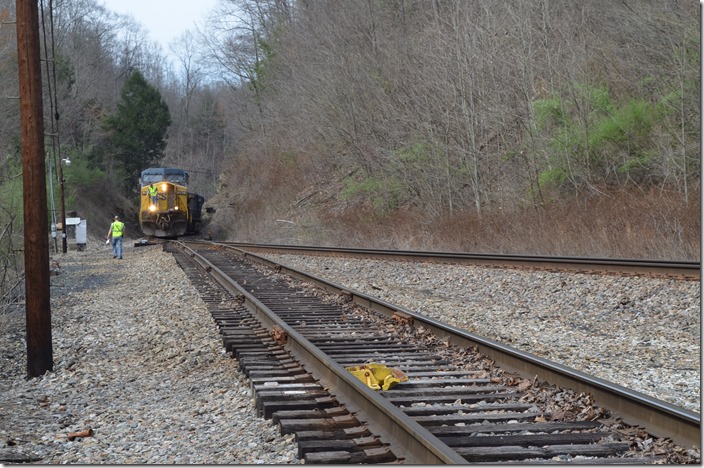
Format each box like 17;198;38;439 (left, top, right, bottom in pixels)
139;167;204;238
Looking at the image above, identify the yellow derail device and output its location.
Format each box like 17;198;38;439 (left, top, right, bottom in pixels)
345;363;409;391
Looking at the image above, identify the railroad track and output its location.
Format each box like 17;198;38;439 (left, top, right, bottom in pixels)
165;241;700;464
217;242;700;280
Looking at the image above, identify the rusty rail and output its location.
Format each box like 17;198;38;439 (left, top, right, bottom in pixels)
213;242;699;280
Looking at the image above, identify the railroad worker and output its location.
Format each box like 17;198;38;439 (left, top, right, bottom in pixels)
148;183;158;205
106;215;125;259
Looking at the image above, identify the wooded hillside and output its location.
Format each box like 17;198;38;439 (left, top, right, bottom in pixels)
0;0;700;297
203;0;700;259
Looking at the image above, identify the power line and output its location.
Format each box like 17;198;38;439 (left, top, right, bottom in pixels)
39;0;66;253
160;163;218;176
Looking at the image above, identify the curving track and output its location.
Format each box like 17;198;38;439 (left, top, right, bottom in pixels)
166;241;700;464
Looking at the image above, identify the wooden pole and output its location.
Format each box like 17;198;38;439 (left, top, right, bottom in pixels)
17;0;53;377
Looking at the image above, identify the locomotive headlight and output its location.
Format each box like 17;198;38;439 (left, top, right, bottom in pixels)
174;206;179;210
161;183;167;191
149;204;157;212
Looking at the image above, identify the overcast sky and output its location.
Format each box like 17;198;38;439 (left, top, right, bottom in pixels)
100;0;218;54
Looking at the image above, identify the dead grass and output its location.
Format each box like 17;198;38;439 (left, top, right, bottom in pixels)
311;188;700;261
218;190;700;260
204;148;700;261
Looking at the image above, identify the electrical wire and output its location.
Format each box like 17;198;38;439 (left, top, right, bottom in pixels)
38;0;63;168
39;0;63;252
38;0;58;241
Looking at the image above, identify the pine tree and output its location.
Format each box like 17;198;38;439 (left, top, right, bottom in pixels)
102;70;171;192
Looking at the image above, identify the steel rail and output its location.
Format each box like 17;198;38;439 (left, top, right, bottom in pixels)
172;241;467;464
185;240;701;450
213;241;700;279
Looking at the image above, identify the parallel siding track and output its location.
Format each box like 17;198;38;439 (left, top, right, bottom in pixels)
221;242;700;280
165;241;700;464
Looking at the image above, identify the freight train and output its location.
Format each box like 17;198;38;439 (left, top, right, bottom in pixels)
139;167;204;238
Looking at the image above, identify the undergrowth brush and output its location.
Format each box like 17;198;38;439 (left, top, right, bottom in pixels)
225;187;699;261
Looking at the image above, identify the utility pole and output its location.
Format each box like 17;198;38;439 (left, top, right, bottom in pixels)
58;158;67;253
17;0;53;377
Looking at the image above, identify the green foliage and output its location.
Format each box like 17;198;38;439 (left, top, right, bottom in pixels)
575;83;612;113
532;84;664;190
340;177;382;200
100;70;171;192
253;35;273;86
54;52;76;90
537;166;567;189
617;154;652;175
57;149;107;209
249;30;280;95
391;142;433;165
659;89;682;109
584;97;657;154
532;97;565;130
0;160;24;222
0;156;25;284
388;141;438;178
340;175;405;215
63;150;106;189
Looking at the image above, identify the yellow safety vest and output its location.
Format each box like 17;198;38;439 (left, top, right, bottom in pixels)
111;221;124;237
148;185;157;197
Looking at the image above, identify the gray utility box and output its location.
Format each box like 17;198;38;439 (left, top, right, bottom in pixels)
66;217;87;251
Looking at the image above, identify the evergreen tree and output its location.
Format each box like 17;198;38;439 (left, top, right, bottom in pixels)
102;70;171;192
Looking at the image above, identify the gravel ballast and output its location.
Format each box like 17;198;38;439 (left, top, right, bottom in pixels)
260;253;701;414
1;243;699;463
0;244;300;464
